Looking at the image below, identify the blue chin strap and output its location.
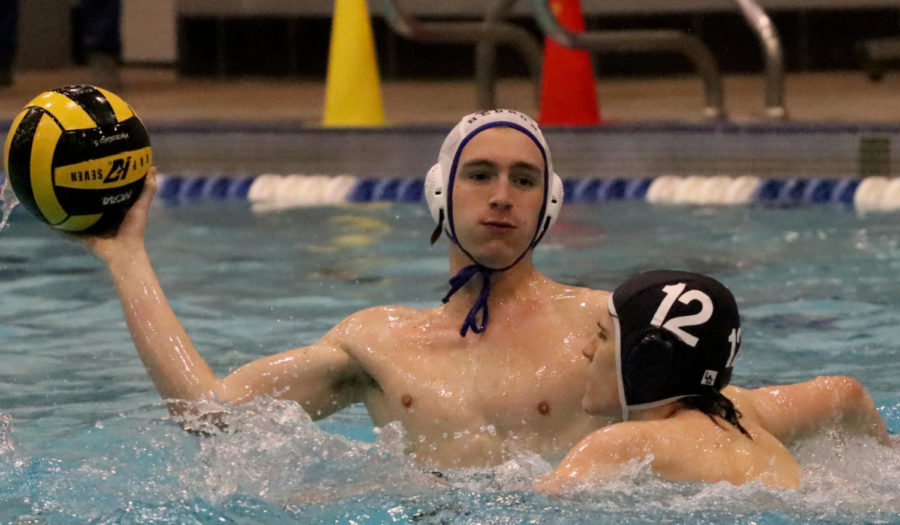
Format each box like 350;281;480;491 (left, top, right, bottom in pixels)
442;264;494;337
441;223;536;337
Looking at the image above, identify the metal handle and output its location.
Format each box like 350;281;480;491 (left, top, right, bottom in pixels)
734;0;787;119
379;0;542;109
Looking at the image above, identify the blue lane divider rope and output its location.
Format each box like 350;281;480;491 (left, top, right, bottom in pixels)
158;174;256;203
753;178;860;205
1;172;897;210
158;173;877;206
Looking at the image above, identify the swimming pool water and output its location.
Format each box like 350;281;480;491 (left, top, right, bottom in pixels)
0;199;898;524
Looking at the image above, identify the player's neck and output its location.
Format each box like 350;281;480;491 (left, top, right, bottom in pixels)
629;403;682;422
445;256;542;303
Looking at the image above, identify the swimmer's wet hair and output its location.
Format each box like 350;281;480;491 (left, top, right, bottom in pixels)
680;393;751;438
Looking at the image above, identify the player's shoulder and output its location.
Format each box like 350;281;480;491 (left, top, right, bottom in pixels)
581;420;654;455
548;281;610;320
328;305;439;353
545;277;609;302
345;304;433;326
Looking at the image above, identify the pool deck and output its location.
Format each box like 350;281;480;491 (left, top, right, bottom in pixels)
1;67;899;127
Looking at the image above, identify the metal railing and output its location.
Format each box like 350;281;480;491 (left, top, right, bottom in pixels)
734;0;786;118
379;0;788;120
379;0;543;109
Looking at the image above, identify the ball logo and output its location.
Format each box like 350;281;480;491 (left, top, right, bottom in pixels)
103;157;131;184
99;132;129;145
102;191;132;206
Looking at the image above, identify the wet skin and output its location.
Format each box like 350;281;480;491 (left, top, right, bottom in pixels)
88;128;612;468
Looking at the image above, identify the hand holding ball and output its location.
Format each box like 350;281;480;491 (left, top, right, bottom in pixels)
3;85;152;234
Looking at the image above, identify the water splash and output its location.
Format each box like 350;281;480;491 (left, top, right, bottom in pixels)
0;412;15;455
168;398;899;521
0;177;19;232
0;397;896;523
174;397;434;505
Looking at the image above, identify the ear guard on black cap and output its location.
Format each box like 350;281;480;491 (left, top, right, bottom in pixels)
621;327;679;389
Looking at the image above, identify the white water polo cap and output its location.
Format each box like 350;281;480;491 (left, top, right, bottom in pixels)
425;109;564;256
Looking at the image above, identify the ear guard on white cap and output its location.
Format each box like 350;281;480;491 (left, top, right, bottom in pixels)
424;163;448;244
534;171;564;246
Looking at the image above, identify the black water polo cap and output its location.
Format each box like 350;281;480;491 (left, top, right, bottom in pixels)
609;270;741;419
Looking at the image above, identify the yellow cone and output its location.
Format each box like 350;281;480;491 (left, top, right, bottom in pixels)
323;0;386;126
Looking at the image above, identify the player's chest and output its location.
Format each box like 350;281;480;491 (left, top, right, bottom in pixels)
371;341;590;425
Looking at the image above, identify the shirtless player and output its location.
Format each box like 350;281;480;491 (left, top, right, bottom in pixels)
85;110;610;467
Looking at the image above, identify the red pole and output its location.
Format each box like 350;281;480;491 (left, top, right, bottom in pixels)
538;0;601;125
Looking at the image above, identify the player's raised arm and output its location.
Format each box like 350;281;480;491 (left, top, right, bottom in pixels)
83;169;369;421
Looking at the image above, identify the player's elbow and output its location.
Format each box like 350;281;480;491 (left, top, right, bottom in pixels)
816;375;865;405
815;375;890;439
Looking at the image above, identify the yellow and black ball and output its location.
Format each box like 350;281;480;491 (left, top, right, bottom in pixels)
3;85;152;233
